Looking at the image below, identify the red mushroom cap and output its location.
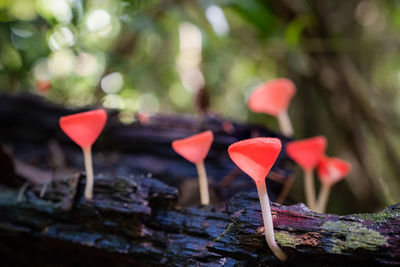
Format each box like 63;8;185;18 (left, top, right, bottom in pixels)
228;137;282;185
172;130;214;164
248;78;296;116
59;109;107;149
286;136;327;171
317;156;351;186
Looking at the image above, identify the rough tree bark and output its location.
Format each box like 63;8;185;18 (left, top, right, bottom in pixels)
0;173;399;266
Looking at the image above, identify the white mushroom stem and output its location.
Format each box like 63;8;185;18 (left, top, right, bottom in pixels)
316;183;331;213
256;180;287;261
304;169;317;211
195;160;210;205
82;146;94;200
277;110;294;137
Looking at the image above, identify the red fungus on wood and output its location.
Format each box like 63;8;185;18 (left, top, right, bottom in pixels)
316;156;351;213
228;137;287;261
248;78;296;136
172;130;213;205
286;136;327;211
59;109;107;200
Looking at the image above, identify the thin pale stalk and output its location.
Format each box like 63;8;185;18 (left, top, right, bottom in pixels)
195;160;210;205
316;183;331;213
304;169;317;211
277;111;294;137
82;146;94;200
256;180;287;261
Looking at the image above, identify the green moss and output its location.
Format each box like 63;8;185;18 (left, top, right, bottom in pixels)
215;222;235;242
355;206;400;223
275;231;302;248
322;221;388;253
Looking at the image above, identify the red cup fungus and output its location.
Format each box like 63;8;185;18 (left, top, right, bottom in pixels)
286;136;327;211
172;130;214;205
59;109;107;200
316;156;351;213
228;137;287;261
248;78;296;136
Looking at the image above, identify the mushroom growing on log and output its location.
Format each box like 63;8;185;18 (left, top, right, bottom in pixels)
316;156;351;213
59;109;107;200
172;130;214;205
286;136;327;211
228;137;287;261
248;78;296;137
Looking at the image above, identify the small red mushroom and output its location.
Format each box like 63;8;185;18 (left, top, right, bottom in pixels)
286;136;327;211
222;121;234;134
316;156;351;213
137;111;150;125
228;137;287;261
248;78;296;137
36;80;52;94
172;130;213;205
59;109;107;200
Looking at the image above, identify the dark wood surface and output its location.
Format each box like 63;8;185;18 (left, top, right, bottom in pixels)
0;173;399;266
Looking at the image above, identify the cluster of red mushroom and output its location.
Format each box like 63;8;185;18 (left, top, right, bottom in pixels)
247;78;352;213
171;133;289;260
56;77;351;262
285;136;351;213
286;136;327;211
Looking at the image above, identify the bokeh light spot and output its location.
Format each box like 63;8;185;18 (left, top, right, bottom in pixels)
49;27;75;51
101;72;124;94
32;58;52;81
137;93;159;115
87;10;111;32
102;94;124;109
205;5;229;36
10;0;37;21
168;82;192;108
48;49;75;77
38;0;72;24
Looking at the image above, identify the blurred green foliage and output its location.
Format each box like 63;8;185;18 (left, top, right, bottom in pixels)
0;0;287;117
2;0;400;212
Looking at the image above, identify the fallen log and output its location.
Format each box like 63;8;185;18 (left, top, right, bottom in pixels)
0;174;399;266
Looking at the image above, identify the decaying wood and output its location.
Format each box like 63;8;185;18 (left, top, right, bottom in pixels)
0;173;399;266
